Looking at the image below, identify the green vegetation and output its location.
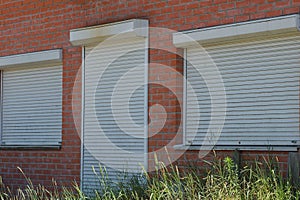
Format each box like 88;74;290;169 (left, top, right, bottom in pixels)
0;156;299;200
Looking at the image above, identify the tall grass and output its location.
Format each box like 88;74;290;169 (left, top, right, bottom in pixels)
0;156;299;200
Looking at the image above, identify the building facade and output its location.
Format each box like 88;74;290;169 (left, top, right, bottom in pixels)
0;0;300;191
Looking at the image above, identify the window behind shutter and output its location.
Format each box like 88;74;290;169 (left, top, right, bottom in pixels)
186;35;300;148
1;65;62;146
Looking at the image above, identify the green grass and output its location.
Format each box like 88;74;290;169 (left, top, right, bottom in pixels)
0;156;299;200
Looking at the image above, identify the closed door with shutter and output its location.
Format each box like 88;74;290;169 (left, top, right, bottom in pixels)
186;35;300;148
82;38;147;192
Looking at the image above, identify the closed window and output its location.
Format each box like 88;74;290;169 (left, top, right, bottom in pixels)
185;35;300;149
0;49;62;147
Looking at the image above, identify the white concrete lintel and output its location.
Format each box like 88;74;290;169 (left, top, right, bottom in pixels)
173;14;300;47
70;19;149;46
0;49;62;69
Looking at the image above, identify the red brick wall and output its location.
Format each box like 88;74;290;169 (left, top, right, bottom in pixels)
0;0;85;189
0;0;299;189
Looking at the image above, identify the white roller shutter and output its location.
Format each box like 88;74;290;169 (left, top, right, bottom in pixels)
1;65;62;146
186;35;300;148
82;38;147;193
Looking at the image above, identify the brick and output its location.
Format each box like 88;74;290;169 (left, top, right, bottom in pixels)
275;1;291;7
283;7;300;14
226;9;241;16
250;12;266;19
236;0;250;7
235;14;250;21
206;5;219;13
250;0;265;4
219;2;236;10
257;4;273;11
265;9;283;17
221;16;235;24
186;2;199;9
243;6;257;14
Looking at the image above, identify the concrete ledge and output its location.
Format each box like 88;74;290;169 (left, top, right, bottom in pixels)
70;19;149;46
173;14;300;47
0;145;61;150
0;49;62;69
174;144;299;152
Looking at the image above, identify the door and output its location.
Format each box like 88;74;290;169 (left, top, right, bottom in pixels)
82;38;148;193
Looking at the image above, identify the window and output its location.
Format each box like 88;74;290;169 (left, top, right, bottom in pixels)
0;49;62;148
173;14;300;150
